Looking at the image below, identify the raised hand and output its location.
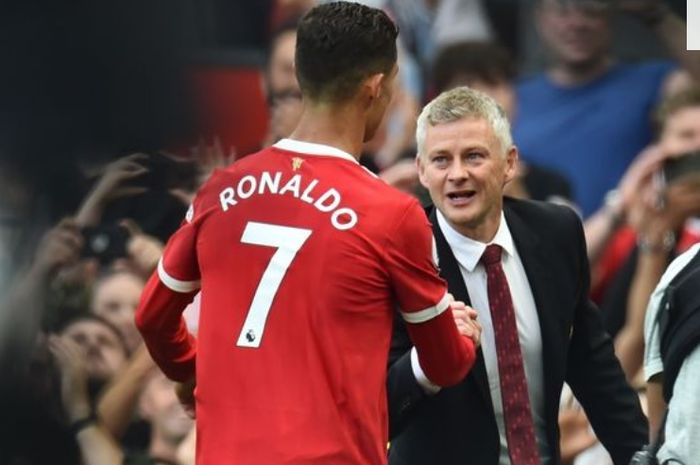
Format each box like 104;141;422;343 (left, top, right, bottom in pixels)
48;334;92;422
76;153;149;228
32;218;84;277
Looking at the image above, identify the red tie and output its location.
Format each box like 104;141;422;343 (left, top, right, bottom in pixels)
481;244;540;465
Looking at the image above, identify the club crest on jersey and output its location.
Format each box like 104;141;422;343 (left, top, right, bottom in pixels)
292;157;304;171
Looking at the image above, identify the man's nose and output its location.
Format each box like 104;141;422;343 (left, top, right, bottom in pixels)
447;160;467;182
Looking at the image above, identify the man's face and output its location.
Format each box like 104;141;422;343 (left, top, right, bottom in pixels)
61;320;127;382
537;0;612;69
140;372;193;442
91;272;144;352
267;30;299;98
364;63;398;142
418;117;517;242
660;106;700;156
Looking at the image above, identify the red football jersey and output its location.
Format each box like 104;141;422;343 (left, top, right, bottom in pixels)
136;139;474;465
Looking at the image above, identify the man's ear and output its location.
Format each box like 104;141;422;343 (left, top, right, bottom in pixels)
416;154;429;188
504;145;519;183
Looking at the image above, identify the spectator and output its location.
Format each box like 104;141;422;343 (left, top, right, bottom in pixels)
262;17;304;147
514;0;699;216
388;86;647;465
643;243;700;465
136;3;476;465
132;371;194;465
49;334;124;465
58;314;129;396
91;271;146;353
594;87;700;380
384;0;521;96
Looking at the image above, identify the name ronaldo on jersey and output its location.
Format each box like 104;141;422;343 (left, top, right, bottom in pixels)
218;171;359;231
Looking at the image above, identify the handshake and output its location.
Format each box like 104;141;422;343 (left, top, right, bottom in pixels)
448;294;482;348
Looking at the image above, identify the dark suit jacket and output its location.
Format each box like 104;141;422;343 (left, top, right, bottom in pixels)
387;198;647;465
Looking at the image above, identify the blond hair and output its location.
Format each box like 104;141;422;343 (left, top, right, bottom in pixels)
416;86;512;157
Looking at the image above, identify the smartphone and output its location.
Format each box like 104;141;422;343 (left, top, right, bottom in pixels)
662;150;700;185
81;224;129;264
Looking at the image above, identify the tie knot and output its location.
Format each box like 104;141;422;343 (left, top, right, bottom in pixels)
480;244;502;267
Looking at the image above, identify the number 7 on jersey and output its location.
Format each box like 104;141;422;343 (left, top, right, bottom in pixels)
237;221;312;348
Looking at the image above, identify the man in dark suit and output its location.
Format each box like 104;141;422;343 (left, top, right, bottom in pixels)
387;86;647;465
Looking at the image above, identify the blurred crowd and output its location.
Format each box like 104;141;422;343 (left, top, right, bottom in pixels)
1;1;699;465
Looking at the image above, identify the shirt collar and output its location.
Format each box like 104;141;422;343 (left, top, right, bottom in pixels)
273;138;359;164
436;209;516;272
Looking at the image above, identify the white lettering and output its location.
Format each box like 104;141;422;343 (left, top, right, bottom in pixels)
259;171;281;195
218;173;358;230
331;208;358;231
278;174;302;198
300;179;319;204
219;187;238;211
238;175;257;199
314;188;341;212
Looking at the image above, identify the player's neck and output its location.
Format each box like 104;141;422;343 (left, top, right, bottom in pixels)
290;103;365;161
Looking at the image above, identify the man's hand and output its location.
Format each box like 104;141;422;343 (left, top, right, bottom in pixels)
559;408;598;465
450;299;482;348
175;376;197;419
76;153;149;228
121;219;164;277
48;334;92;422
32;218;84;278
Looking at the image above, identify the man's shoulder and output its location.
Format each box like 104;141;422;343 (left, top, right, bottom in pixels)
622;59;676;78
515;73;551;95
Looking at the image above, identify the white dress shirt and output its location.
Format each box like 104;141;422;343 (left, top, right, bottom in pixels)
411;210;550;465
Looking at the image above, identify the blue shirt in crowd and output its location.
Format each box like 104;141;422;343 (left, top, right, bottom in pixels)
514;61;674;217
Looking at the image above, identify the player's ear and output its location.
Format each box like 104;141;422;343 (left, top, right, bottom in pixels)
364;72;385;103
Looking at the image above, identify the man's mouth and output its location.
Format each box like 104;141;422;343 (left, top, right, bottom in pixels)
446;190;476;205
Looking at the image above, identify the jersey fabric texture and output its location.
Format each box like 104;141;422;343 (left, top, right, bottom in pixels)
514;61;674;217
136;139;471;465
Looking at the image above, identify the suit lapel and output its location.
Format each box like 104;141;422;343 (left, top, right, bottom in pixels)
503;203;563;424
429;209;493;407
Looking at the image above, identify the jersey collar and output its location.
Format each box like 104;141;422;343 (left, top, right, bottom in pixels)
273;138;359;164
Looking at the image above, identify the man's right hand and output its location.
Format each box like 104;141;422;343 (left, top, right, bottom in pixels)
175;376;197;419
451;300;482;348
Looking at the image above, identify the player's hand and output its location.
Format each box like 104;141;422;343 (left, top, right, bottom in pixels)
451;300;481;348
175;376;197;419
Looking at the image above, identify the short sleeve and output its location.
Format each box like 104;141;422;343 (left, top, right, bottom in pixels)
384;201;449;324
644;244;700;381
643;284;665;381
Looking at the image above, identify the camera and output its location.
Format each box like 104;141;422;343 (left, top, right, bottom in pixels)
81;224;130;264
628;446;658;465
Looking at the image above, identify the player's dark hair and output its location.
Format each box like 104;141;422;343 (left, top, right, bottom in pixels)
295;1;398;102
432;41;516;94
